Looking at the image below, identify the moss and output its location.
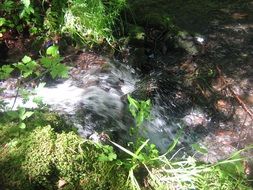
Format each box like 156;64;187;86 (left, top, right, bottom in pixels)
54;132;128;190
0;111;129;190
22;126;56;188
196;167;250;190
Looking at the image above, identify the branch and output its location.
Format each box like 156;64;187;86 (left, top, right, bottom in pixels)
216;66;253;119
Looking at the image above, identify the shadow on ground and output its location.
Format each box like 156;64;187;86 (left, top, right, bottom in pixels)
126;0;253;162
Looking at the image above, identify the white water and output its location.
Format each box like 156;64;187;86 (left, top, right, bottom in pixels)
1;60;210;154
1;62;138;138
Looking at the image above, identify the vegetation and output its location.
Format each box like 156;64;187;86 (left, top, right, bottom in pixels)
1;0;253;189
61;0;126;45
0;0;126;46
0;94;251;189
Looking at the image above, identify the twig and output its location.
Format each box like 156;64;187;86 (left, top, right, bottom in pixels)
228;88;253;119
216;66;253;119
11;77;21;110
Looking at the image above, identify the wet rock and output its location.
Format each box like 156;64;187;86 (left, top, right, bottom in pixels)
175;31;199;55
89;132;101;143
5;38;27;63
183;108;210;128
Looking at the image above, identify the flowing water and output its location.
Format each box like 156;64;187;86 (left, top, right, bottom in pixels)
1;61;137;140
0;51;234;161
1;1;253;163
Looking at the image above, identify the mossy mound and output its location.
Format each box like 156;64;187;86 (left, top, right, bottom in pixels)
0;111;129;190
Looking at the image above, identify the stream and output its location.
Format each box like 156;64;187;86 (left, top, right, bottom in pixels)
1;1;253;163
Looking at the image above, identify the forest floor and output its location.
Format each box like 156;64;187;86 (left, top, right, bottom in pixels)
127;0;253;163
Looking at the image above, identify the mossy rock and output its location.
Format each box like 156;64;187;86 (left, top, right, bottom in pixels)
0;111;129;190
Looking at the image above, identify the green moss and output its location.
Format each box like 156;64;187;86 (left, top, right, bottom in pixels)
0;111;129;190
54;132;128;190
22;126;56;188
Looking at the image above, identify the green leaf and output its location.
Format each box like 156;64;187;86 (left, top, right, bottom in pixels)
40;56;62;69
27;6;34;14
40;57;53;68
136;112;144;126
18;107;26;119
98;153;109;161
6;140;18;148
1;65;14;73
20;88;31;102
35;82;46;92
6;111;19;119
108;152;117;161
21;0;30;8
19;10;25;18
15;57;37;78
22;55;32;63
0;18;6;27
14;62;26;71
32;96;43;105
135;139;149;156
1;1;14;12
50;64;68;79
0;65;14;79
127;95;139;109
23;70;33;78
27;60;37;69
46;45;59;57
19;122;26;129
20;111;34;120
109;140;140;160
165;129;182;154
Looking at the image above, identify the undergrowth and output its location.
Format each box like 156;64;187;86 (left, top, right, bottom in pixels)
62;0;126;45
0;0;126;47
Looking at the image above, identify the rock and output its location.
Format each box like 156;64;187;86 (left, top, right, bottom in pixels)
175;31;199;55
183;108;209;128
